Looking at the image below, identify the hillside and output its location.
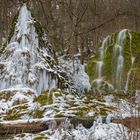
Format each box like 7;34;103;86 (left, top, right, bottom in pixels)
0;3;140;140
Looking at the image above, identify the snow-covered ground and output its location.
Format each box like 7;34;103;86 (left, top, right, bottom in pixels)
11;120;130;140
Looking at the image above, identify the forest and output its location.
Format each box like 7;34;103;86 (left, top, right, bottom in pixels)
0;0;140;139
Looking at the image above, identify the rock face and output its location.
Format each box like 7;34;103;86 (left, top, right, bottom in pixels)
87;29;140;92
0;4;65;95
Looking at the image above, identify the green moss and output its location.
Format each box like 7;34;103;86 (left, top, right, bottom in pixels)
14;105;28;110
34;20;46;48
0;11;19;54
4;111;22;120
87;30;140;92
3;105;28;120
34;91;48;106
73;111;84;116
86;55;97;82
34;89;62;106
8;11;19;43
132;70;140;89
70;102;114;117
99;108;108;115
53;100;114;117
48;89;62;104
33;109;44;118
54;113;65;117
33;135;49;140
47;91;53;105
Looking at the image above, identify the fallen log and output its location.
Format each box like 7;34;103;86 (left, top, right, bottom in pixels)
0;117;97;134
0;116;139;134
112;117;140;130
0;118;65;134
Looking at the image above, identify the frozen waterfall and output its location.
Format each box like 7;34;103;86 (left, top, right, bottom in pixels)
0;4;58;94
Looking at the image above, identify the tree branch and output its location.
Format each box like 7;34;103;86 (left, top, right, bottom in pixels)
75;11;140;36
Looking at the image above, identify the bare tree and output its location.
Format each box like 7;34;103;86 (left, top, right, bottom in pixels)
0;0;140;60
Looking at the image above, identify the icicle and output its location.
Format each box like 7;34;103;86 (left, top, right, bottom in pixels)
0;4;58;94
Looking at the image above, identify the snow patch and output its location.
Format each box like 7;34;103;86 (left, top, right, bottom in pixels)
59;56;91;95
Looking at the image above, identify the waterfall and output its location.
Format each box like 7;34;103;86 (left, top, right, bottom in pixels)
92;36;112;90
92;29;136;92
112;29;128;91
0;4;59;94
96;36;109;81
114;44;124;90
96;61;103;79
125;33;135;91
125;57;135;91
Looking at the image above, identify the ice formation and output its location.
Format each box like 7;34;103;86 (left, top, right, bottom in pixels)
59;56;91;95
0;4;63;94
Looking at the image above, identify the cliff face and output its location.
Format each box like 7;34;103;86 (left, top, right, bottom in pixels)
87;29;140;93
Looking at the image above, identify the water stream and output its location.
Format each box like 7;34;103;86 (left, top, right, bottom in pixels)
93;29;135;92
125;32;135;91
93;36;110;90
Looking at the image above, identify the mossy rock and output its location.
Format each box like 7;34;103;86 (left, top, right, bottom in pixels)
34;89;62;106
3;104;29;120
33;108;45;118
34;91;49;106
87;30;140;92
33;134;49;140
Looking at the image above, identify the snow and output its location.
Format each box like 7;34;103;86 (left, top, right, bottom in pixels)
0;85;37;95
59;55;91;95
104;95;114;103
0;85;36;117
0;4;61;95
113;99;140;118
11;120;130;140
73;65;91;94
0;117;64;125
